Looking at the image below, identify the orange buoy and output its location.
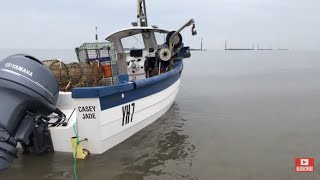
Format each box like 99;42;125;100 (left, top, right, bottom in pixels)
101;61;112;77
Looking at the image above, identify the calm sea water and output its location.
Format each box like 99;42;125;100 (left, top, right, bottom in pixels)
1;50;320;179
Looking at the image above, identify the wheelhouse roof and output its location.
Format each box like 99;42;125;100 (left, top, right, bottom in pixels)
105;27;170;41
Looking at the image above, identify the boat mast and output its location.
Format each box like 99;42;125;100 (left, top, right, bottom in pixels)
137;0;148;27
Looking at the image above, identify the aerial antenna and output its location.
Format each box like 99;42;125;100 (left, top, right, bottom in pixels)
95;26;98;42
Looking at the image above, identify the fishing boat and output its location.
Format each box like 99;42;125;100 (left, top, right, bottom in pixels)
0;0;196;171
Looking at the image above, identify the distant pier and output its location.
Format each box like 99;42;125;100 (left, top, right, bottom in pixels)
224;40;254;50
224;40;287;51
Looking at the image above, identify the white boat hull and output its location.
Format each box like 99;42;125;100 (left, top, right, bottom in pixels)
49;78;181;154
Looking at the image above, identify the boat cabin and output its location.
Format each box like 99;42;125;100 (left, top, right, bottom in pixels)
106;27;171;81
106;27;169;53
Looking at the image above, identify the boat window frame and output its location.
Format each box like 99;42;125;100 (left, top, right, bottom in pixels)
154;31;168;46
120;33;146;53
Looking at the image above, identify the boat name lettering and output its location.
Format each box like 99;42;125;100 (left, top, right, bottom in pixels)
78;106;96;112
122;103;135;126
78;106;96;120
82;113;96;119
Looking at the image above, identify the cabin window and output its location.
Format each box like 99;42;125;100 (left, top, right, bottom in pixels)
121;34;145;52
154;32;167;46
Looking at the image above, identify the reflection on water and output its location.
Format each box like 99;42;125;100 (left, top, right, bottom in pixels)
1;151;74;180
0;103;196;180
114;103;196;180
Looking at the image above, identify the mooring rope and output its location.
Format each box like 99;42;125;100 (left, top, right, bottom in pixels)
73;123;80;180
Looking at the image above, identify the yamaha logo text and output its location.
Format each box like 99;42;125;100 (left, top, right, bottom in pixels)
4;62;33;77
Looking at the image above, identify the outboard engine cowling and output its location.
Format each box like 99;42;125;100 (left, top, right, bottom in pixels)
0;54;60;172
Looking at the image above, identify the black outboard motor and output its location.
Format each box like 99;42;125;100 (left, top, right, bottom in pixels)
0;54;61;172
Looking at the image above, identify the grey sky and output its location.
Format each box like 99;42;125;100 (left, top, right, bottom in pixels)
0;0;319;50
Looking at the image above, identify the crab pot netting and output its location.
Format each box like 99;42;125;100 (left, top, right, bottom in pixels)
78;62;95;87
66;62;82;87
75;42;117;64
42;60;69;87
90;61;104;86
75;42;119;85
41;43;120;91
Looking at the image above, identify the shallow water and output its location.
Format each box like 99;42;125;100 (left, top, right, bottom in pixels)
1;50;320;179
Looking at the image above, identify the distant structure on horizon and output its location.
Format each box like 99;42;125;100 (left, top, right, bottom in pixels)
224;40;288;51
191;37;206;51
256;43;273;50
224;40;254;50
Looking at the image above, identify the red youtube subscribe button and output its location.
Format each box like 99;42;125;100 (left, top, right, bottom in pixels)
295;158;314;172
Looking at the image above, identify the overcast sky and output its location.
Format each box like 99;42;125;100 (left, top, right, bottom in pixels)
0;0;319;50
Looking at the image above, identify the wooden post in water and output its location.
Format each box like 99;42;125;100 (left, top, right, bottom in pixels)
225;40;227;50
201;38;203;51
